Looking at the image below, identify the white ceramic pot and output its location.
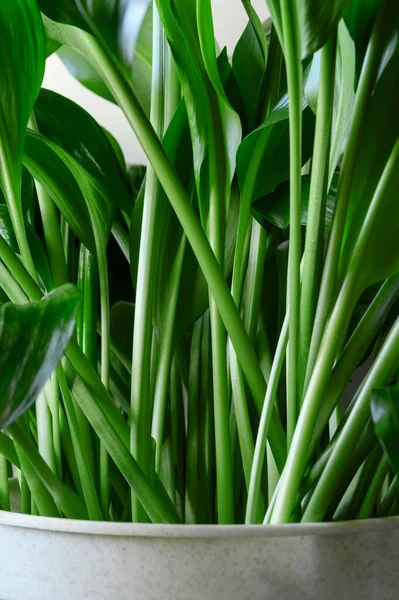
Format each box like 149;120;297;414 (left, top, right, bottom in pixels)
1;505;399;600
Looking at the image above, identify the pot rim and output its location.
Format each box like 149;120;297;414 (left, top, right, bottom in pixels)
1;509;399;538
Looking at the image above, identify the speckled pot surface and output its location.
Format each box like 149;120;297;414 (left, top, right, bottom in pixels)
1;508;399;600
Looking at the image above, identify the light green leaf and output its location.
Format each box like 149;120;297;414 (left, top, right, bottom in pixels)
0;285;80;429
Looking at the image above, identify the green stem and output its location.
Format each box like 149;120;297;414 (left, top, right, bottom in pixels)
40;16;289;468
379;476;398;517
271;274;358;523
357;453;390;519
185;319;202;524
0;113;36;280
57;364;103;520
130;4;165;522
35;390;56;474
300;36;337;388
311;274;399;450
0;455;10;511
280;0;303;446
9;421;88;519
305;5;393;386
302;316;399;522
246;315;289;524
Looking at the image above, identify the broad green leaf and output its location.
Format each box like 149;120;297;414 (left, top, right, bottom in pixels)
56;3;153;114
371;386;399;478
252;173;338;230
340;47;399;275
344;0;383;76
37;0;89;31
0;285;80;429
345;137;399;298
0;206;52;291
57;45;116;104
24;131;96;253
266;0;350;58
237;95;315;202
0;0;45;264
34;89;132;215
232;19;268;131
298;0;351;59
0;0;45;188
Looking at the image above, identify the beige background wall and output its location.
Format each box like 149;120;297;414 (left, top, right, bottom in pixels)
43;0;269;164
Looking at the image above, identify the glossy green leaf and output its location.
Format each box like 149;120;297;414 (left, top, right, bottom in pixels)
371;386;399;478
0;0;45;191
237;95;315;202
266;0;350;58
56;3;153;114
0;206;52;291
34;89;132;215
37;0;89;31
298;0;351;59
0;0;45;272
57;45;116;104
232;19;268;131
345;136;399;298
0;285;80;429
24;131;96;253
344;0;383;76
252;173;338;230
340;47;399;275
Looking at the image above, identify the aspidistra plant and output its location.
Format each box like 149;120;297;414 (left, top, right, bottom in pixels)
0;0;398;526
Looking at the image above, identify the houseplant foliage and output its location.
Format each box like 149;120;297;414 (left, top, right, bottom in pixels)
0;0;398;527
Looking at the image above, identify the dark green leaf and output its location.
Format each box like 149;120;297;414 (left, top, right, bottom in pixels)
34;89;132;215
0;206;52;291
0;285;80;429
252;173;338;230
298;0;351;59
0;0;45;193
344;0;383;76
232;19;267;131
37;0;89;31
340;47;399;275
371;386;399;478
24;130;96;253
237;95;315;202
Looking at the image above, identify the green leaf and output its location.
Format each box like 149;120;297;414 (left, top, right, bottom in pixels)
252;173;338;230
298;0;351;59
37;0;89;31
56;3;153;114
232;19;268;131
340;47;399;276
371;386;399;478
24;131;96;254
237;95;315;202
0;206;52;291
0;285;80;429
0;0;45;190
57;45;116;104
344;0;383;76
34;89;132;215
0;0;45;273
